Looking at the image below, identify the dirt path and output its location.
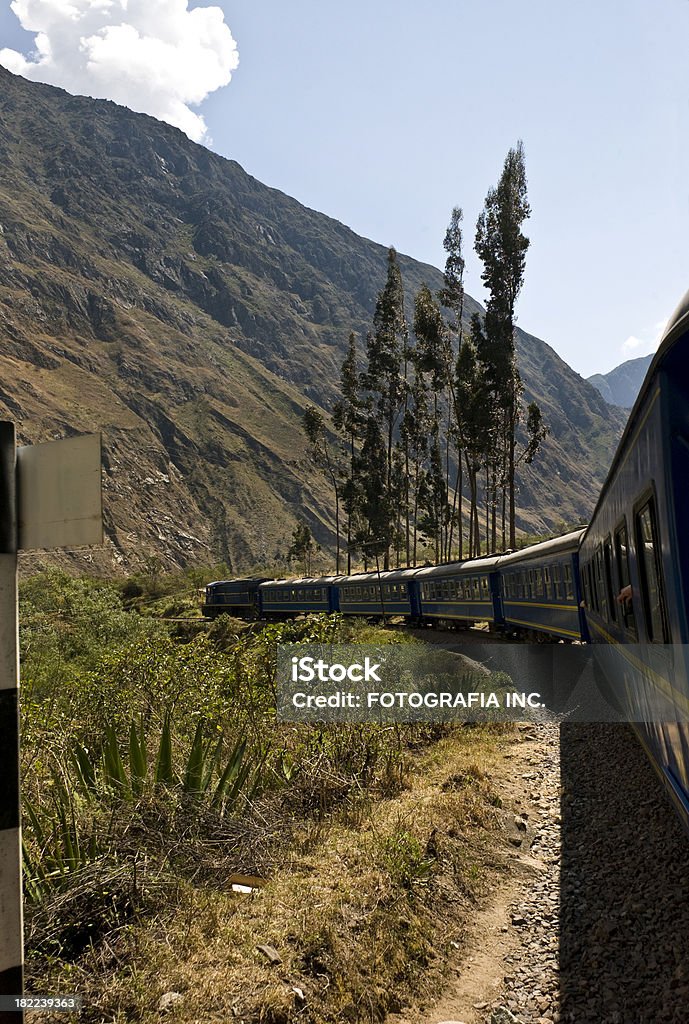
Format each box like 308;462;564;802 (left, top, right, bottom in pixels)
390;722;561;1024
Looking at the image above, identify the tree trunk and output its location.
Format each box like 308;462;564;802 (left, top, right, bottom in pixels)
485;464;490;555
509;404;517;549
335;486;341;574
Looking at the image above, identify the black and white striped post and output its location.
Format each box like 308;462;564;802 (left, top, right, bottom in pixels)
0;424;101;1021
0;422;22;1023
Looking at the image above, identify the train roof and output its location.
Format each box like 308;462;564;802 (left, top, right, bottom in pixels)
583;283;689;541
206;576;270;586
414;554;502;579
653;285;689;365
259;575;345;587
337;567;424;584
496;529;586;567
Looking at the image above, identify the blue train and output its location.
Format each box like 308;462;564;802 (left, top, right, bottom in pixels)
203;531;586;640
203;286;689;827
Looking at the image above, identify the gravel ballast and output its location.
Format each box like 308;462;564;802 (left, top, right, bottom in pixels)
485;723;689;1024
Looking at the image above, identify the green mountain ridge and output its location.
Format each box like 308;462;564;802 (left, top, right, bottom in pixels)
0;66;627;572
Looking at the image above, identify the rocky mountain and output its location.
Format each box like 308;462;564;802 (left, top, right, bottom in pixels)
587;354;653;409
0;66;628;573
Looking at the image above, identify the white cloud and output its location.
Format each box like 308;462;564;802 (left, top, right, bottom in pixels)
0;0;239;143
621;335;645;355
620;317;669;358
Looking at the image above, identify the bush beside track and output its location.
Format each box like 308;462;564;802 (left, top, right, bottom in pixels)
20;569;514;1023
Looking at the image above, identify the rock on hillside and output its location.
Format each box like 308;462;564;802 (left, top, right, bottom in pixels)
587;354;653;409
0;66;627;571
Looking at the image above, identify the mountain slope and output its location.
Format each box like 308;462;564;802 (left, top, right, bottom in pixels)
587;354;653;409
0;67;627;571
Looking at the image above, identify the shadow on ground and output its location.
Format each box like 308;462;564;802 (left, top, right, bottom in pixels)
559;723;689;1024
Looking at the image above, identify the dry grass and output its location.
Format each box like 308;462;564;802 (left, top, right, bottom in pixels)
30;725;514;1024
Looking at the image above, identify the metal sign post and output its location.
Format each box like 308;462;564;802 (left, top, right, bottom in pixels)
0;423;22;1023
0;425;102;1023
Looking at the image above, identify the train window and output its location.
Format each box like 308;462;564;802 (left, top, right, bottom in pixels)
635;500;670;643
603;541;616;623
481;577;489;598
588;563;595;607
614;521;637;636
583;562;595;611
563;564;574;601
544;566;550;598
551;563;561;600
594;550;608;620
589;561;599;612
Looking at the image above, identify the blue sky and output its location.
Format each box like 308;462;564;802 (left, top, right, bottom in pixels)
2;0;688;376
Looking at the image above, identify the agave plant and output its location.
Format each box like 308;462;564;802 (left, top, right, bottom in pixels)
23;714;265;900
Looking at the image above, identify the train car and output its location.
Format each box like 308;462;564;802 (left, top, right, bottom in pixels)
415;556;502;627
579;287;689;825
259;576;342;617
337;568;422;620
496;530;587;641
203;577;269;619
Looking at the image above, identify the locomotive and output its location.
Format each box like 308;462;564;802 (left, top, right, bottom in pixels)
203;285;689;827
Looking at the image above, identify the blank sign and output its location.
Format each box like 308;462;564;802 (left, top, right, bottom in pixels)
17;434;103;550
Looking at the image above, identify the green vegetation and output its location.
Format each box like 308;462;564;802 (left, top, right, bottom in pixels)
19;570;512;1022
